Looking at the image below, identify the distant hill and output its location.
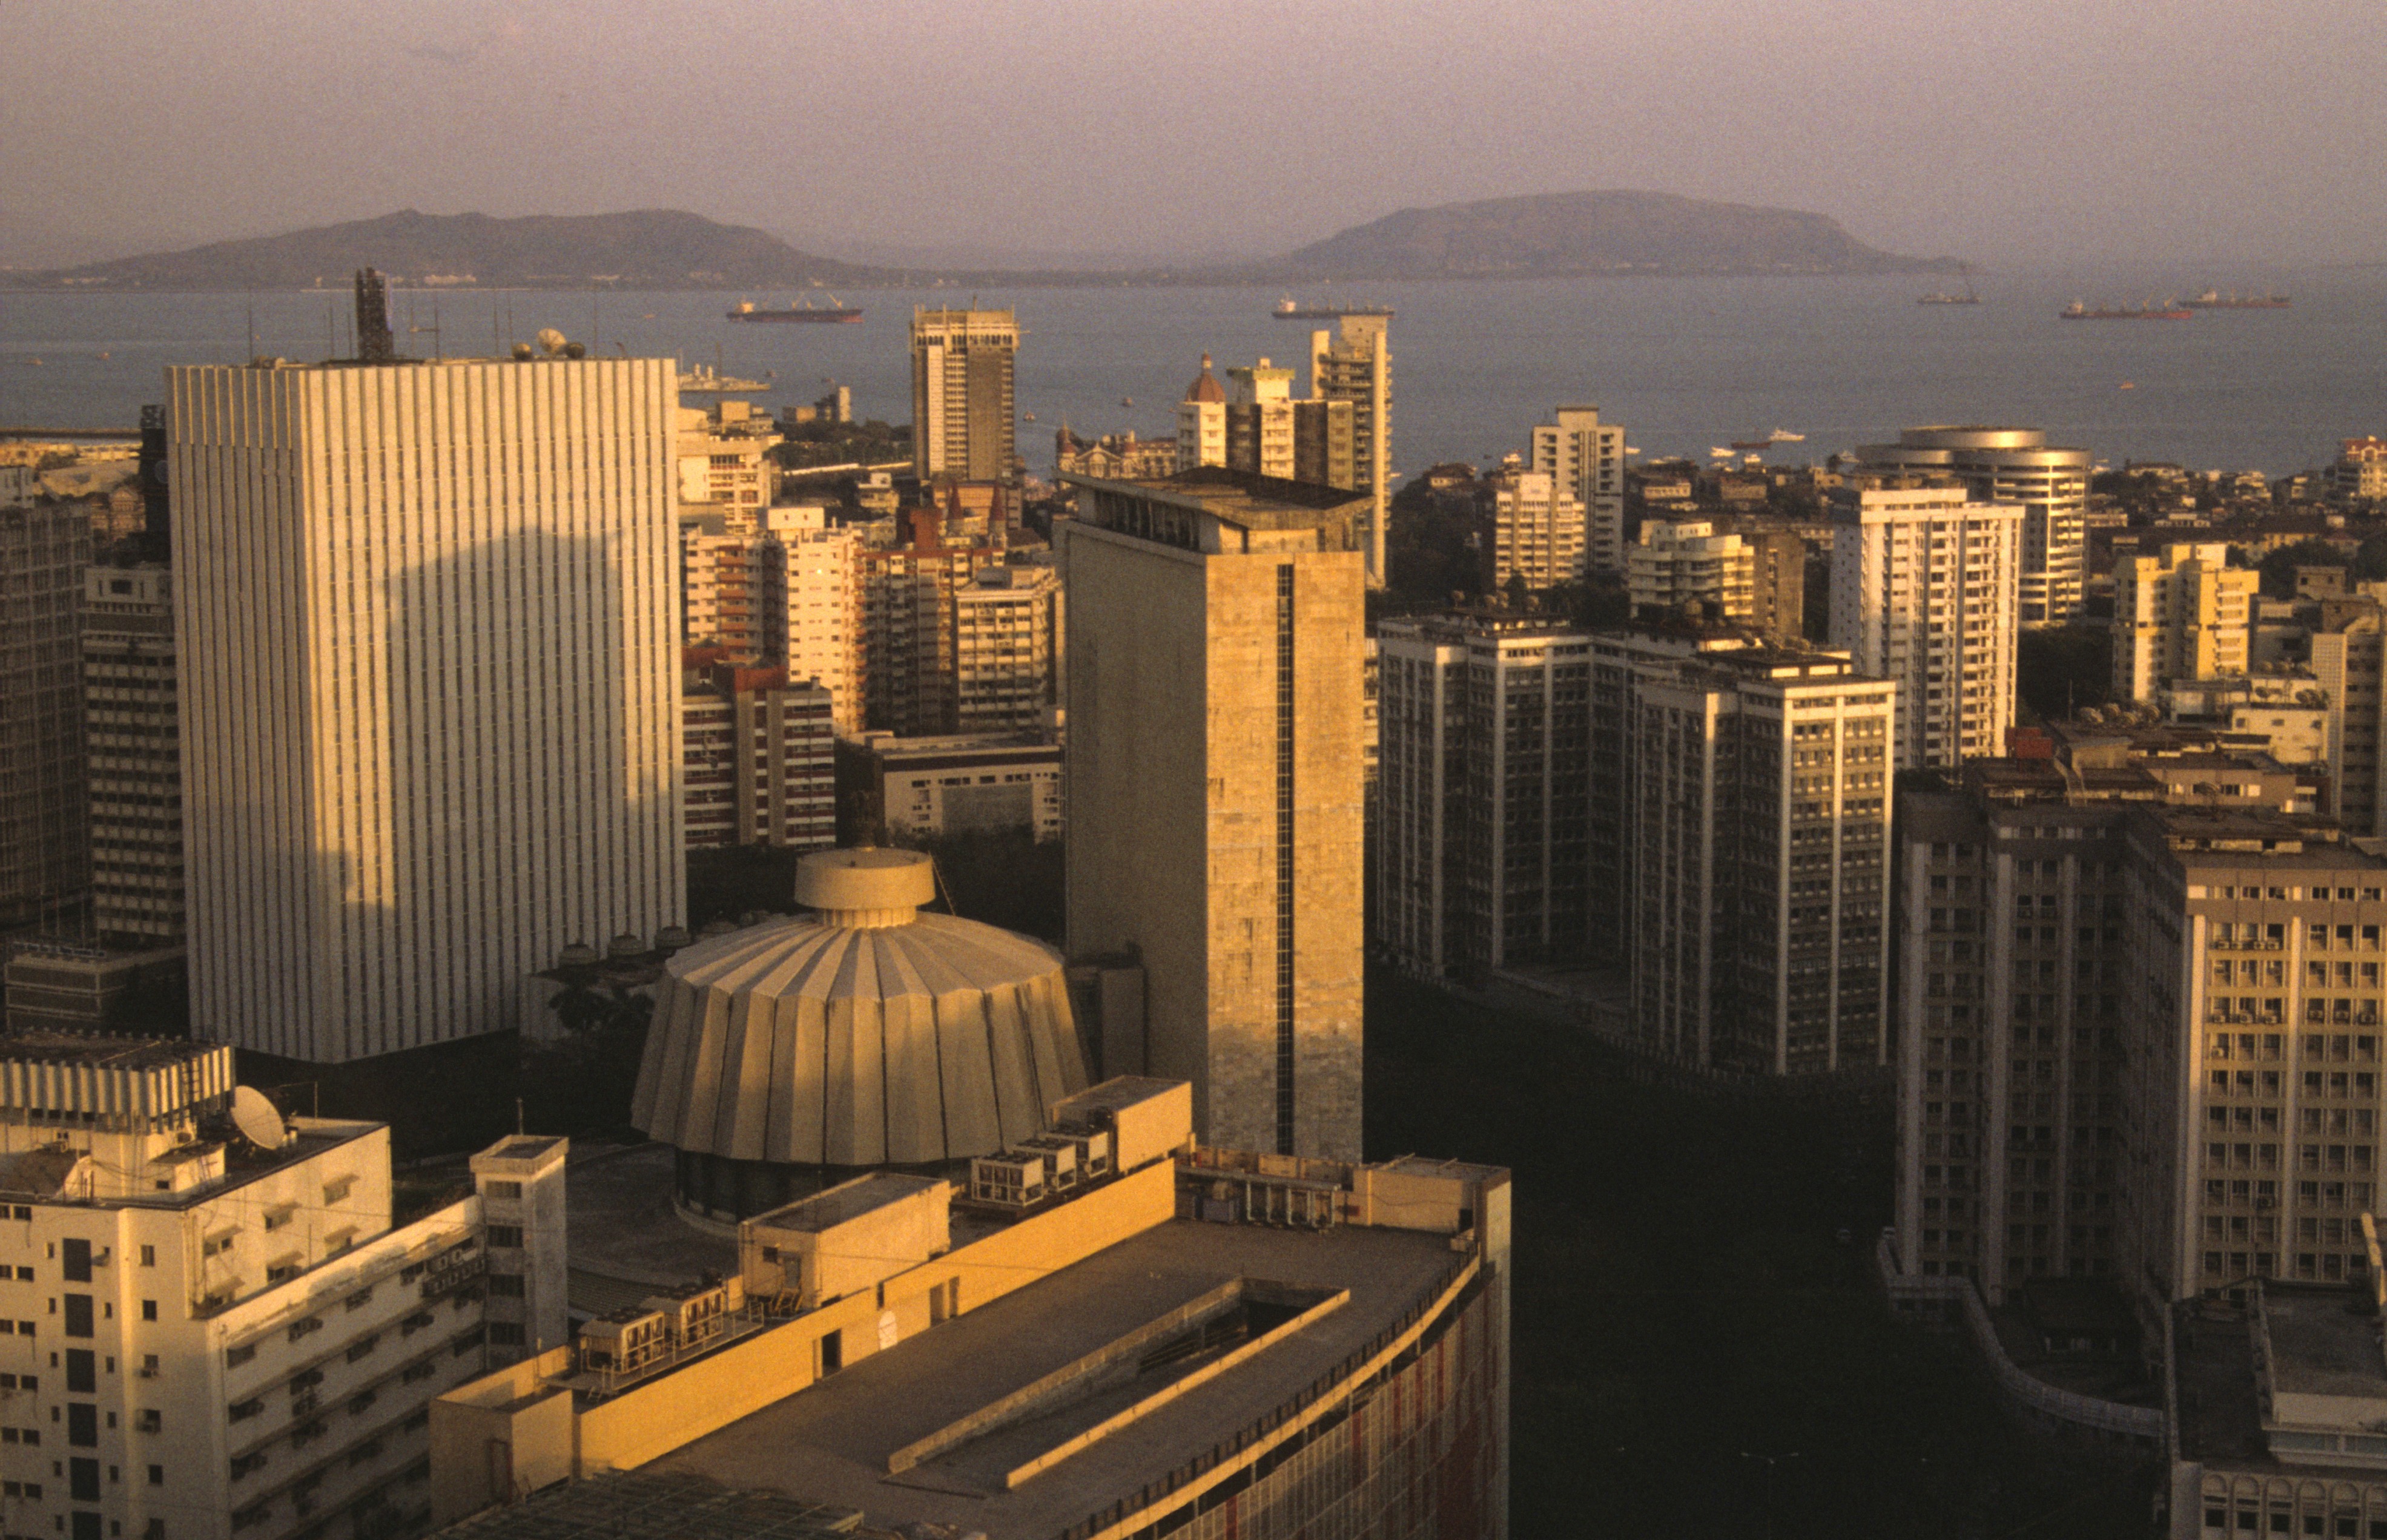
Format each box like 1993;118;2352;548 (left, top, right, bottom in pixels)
1269;190;1954;278
7;209;877;291
5;194;1953;292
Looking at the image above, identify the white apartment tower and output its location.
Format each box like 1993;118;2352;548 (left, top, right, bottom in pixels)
1829;481;2023;772
759;505;862;734
0;1032;567;1540
1481;470;1588;591
1310;318;1390;588
2111;541;2256;702
911;308;1019;484
1531;406;1627;578
1628;519;1757;625
1855;427;2090;626
170;356;685;1062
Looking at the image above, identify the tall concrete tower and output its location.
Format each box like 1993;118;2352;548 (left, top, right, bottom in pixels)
170;352;684;1061
1310;318;1389;589
1060;467;1367;1161
910;307;1018;484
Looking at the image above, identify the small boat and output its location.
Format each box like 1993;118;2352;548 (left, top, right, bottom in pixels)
1768;429;1804;443
2119;381;2136;390
1918;265;1980;306
1022;411;1037;424
1730;439;1775;453
1709;447;1735;459
727;297;864;324
1120;398;1133;409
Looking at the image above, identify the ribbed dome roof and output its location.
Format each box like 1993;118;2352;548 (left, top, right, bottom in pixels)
1184;352;1225;404
630;851;1088;1171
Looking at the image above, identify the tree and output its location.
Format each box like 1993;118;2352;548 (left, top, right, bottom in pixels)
2255;538;2351;599
2016;627;2113;722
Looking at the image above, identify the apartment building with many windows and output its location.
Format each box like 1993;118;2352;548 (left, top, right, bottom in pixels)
951;565;1061;735
1854;426;2088;626
1529;405;1626;577
0;1033;566;1540
2113;542;2256;702
1375;613;1591;982
1829;480;2022;772
1478;470;1586;593
81;565;180;948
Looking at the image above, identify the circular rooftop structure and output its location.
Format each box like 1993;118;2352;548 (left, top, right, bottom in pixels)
630;848;1089;1222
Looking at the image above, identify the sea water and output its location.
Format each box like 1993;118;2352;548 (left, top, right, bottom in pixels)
3;266;2381;476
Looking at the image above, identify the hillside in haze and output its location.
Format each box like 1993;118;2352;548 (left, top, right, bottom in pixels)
1271;191;1954;277
9;209;876;291
5;193;1952;290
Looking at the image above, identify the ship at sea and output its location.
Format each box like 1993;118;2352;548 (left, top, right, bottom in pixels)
2059;301;2193;321
1273;295;1396;321
2183;289;2291;310
1728;429;1808;452
727;297;864;324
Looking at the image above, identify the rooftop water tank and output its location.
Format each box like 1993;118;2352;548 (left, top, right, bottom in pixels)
630;847;1090;1220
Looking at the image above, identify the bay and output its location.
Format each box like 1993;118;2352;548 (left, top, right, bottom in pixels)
3;266;2381;477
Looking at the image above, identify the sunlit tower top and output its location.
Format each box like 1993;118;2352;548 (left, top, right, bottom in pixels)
910;307;1018;484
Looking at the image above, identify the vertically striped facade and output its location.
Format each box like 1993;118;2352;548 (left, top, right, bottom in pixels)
170;358;683;1062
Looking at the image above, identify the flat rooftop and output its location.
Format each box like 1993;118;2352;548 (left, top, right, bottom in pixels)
2263;1286;2387;1403
435;1470;862;1540
751;1173;939;1234
649;1218;1462;1536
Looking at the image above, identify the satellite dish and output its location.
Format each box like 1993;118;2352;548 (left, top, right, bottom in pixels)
535;327;567;357
229;1087;288;1151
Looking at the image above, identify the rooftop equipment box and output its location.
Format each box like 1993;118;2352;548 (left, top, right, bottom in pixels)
740;1172;950;1311
1049;1076;1193;1174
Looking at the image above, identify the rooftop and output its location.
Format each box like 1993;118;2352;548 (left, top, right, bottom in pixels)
647;1218;1462;1537
432;1470;862;1540
750;1173;941;1235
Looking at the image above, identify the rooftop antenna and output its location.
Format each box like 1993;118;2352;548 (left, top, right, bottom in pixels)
352;267;395;363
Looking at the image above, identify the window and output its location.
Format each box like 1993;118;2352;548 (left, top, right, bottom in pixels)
62;1295;92;1338
147;1464;162;1486
487;1323;526;1346
140;1301;156;1322
484;1181;522;1200
486;1275;524;1298
61;1241;90;1284
139;1246;154;1268
322;1176;353;1205
484;1226;522;1249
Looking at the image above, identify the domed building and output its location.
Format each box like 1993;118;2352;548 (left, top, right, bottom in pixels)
630;847;1090;1220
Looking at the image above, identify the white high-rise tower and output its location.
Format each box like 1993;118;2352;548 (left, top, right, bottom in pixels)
170;354;684;1061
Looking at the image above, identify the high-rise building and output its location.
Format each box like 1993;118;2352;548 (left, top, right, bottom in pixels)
1061;468;1368;1160
170;355;684;1062
0;1030;569;1540
758;505;861;733
1530;405;1627;577
674;398;779;522
1884;727;2366;1314
83;564;182;947
680;660;836;852
910;308;1017;484
1605;636;1894;1072
859;512;999;735
2112;541;2257;700
1480;469;1587;591
1376;613;1591;982
1829;480;2022;772
1854;426;2090;626
1628;518;1755;624
952;564;1062;735
1310;318;1390;588
1175;353;1357;490
2314;593;2387;837
0;477;89;937
677;515;762;655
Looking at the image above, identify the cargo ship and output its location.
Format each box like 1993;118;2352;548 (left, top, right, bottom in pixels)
2059;301;2193;321
2184;290;2291;310
1273;295;1395;320
727;298;864;323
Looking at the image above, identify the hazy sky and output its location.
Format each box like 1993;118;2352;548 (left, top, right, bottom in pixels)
4;0;2382;270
